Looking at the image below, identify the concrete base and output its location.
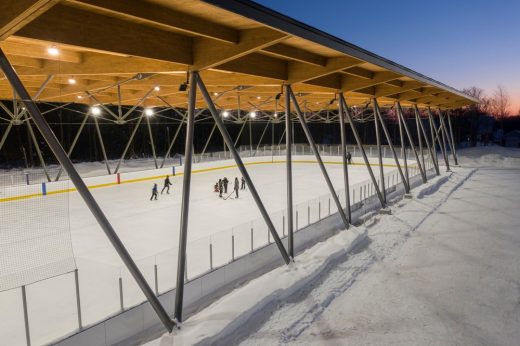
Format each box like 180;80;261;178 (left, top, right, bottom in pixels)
379;207;392;215
403;193;413;199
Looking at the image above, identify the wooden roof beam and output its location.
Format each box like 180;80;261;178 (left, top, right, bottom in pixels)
66;0;239;44
16;3;193;64
341;71;401;92
0;39;83;63
342;66;374;79
262;44;326;66
287;56;362;84
372;81;425;98
0;0;58;41
193;27;289;71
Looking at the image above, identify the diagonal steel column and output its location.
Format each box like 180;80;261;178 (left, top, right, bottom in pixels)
373;99;410;194
440;110;457;166
396;103;427;183
414;106;440;175
115;115;144;173
396;103;409;186
174;72;197;324
201;123;217;157
438;110;452;171
234;118;248;148
254;120;270;155
340;95;385;208
415;106;425;171
428;108;449;171
93;116;111;174
427;107;442;169
0;122;13;152
160;114;186;168
55;113;90;181
446;111;459;165
146;113;158;169
338;94;351;222
24;113;51;182
373;99;386;203
197;72;291;264
288;86;349;229
284;85;294;258
0;48;175;333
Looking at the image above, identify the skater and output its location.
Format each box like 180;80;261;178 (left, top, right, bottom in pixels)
218;179;223;198
222;177;229;193
241;176;246;190
346;151;352;164
150;183;158;201
161;175;172;194
234;177;239;198
213;182;219;192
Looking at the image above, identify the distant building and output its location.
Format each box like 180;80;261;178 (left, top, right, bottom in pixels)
504;130;520;147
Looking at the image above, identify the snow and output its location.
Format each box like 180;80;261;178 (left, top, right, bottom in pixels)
147;146;520;346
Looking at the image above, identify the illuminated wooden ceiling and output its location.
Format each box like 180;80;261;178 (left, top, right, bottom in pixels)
0;0;478;112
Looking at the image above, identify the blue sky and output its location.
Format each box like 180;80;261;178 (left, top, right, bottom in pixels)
255;0;520;113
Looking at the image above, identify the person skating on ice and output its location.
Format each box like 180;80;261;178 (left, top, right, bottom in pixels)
150;183;158;201
218;178;223;198
347;151;352;164
234;177;240;198
213;182;219;192
223;177;229;193
241;176;246;190
161;175;172;194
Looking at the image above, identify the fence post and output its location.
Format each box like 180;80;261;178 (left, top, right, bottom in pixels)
296;211;299;231
119;277;124;311
319;201;321;220
154;264;159;295
231;234;235;261
328;198;331;216
282;215;285;236
250;226;254;253
41;182;46;196
209;243;213;270
307;204;310;224
22;285;31;346
74;269;82;329
25;172;30;185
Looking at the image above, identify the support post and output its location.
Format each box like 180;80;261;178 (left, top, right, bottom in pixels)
373;99;386;203
93;116;111;175
447;111;459;165
396;103;427;183
288;86;349;229
55;113;89;181
415;106;426;171
339;94;385;208
414;105;439;175
146;113;158;169
0;49;174;333
429;108;449;171
22;285;30;346
161;113;186;168
284;85;294;258
373;99;410;193
174;71;197;324
338;94;351;222
115;115;144;173
397;103;409;185
197;72;290;264
74;269;82;329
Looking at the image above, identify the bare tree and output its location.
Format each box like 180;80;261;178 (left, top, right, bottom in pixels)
490;85;511;120
462;86;491;114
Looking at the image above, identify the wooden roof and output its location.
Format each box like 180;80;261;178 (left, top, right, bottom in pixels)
0;0;478;112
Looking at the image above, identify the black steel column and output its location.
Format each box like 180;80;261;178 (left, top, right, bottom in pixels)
339;95;385;208
338;94;351;222
373;99;410;194
284;85;294;258
414;105;439;175
288;86;349;229
197;72;291;264
447;111;458;165
373;99;386;203
174;71;197;324
0;48;175;333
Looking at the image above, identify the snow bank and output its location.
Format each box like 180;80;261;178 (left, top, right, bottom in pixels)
457;145;520;168
145;228;367;346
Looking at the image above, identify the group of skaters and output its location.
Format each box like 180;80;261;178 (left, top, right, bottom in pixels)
150;175;173;201
214;176;246;199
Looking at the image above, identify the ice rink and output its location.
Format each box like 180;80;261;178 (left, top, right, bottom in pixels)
1;154;412;345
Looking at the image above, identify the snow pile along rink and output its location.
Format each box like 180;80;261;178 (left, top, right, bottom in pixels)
457;145;520;168
146;227;367;346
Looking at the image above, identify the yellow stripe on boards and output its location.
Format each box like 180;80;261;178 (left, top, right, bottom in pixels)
0;159;417;202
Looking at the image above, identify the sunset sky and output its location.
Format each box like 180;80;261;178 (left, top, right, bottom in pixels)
257;0;520;114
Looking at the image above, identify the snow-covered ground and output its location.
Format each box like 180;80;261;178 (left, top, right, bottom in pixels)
148;146;520;346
